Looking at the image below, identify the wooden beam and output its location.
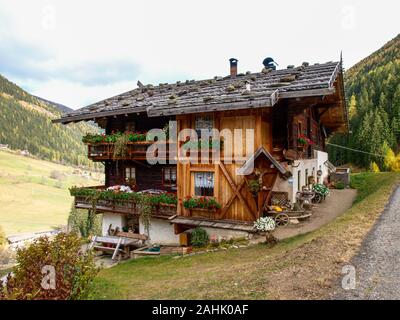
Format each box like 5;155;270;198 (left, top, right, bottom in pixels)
219;162;256;220
219;179;246;220
280;87;335;99
257;172;278;217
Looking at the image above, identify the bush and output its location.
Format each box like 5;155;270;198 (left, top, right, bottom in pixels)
0;233;98;300
68;205;102;238
334;181;346;189
49;170;65;180
0;246;15;266
190;227;209;247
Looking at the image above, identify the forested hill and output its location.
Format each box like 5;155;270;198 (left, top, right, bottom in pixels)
33;95;73;114
0;74;100;169
328;34;400;169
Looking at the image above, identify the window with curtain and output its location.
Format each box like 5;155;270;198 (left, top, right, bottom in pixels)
162;167;177;187
194;172;214;196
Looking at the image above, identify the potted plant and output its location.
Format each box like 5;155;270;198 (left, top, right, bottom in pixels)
297;134;315;151
183;196;221;218
247;179;261;198
254;216;277;244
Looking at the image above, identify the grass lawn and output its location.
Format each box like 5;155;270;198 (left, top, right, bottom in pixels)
90;172;400;300
0;150;103;235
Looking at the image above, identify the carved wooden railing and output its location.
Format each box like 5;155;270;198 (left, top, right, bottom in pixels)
73;186;177;219
87;141;223;162
86;141;177;161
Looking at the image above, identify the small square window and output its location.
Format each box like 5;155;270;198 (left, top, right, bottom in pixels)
125;121;135;132
125;167;136;182
195;115;214;138
194;172;214;196
163;167;177;187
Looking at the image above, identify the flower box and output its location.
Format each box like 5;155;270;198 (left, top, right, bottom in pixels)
188;207;220;220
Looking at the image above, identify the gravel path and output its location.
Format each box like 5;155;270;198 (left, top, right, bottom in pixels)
333;186;400;299
274;189;357;240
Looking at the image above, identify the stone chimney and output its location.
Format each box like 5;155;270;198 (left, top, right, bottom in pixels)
229;58;238;77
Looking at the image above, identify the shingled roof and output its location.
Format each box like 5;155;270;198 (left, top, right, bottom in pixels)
54;61;342;124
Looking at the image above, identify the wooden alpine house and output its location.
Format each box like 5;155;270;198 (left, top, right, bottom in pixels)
54;57;347;244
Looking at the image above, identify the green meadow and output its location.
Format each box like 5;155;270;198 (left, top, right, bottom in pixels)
0;150;103;235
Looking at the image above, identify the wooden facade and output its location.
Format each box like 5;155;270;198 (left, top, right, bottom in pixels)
85;97;334;222
55;60;347;226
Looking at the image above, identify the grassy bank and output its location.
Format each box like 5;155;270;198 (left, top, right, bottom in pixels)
90;172;399;300
0;150;102;235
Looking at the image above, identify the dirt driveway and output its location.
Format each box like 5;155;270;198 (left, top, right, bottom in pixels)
332;186;400;299
274;189;358;240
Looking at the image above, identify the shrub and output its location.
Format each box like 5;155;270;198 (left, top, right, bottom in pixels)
49;170;65;180
0;246;15;266
334;181;346;189
190;227;209;247
0;233;98;300
68;205;102;238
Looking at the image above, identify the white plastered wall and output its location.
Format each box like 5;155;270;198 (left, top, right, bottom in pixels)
102;213;126;236
273;150;329;203
139;218;180;245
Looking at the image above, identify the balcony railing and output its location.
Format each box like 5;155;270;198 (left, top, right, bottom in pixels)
72;186;177;219
86;141;221;162
87;141;178;161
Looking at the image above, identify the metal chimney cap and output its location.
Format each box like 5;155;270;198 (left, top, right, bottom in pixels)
229;58;238;64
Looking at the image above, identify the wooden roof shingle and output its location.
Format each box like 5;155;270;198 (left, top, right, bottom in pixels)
54;61;342;123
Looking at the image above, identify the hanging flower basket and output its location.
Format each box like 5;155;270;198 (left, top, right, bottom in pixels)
297;134;315;148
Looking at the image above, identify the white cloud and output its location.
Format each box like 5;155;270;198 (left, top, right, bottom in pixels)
0;0;399;108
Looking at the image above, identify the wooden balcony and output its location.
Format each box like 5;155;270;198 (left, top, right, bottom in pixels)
87;141;177;161
73;188;177;219
86;141;220;162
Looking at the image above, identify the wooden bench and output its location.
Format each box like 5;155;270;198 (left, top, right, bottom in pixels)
89;235;145;260
115;232;148;244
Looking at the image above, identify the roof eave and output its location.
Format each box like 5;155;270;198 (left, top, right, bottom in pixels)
52;106;148;124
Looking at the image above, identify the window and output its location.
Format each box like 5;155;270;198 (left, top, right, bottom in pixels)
125;121;135;132
194;172;214;196
125;167;136;182
297;170;301;191
195;115;214;137
305;169;309;187
162;167;177;187
298;121;302;136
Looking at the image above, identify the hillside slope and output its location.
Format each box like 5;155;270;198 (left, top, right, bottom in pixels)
328;34;400;168
0;150;103;235
33;95;73;114
0;74;99;168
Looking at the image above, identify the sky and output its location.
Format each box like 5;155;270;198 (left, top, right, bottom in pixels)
0;0;399;109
